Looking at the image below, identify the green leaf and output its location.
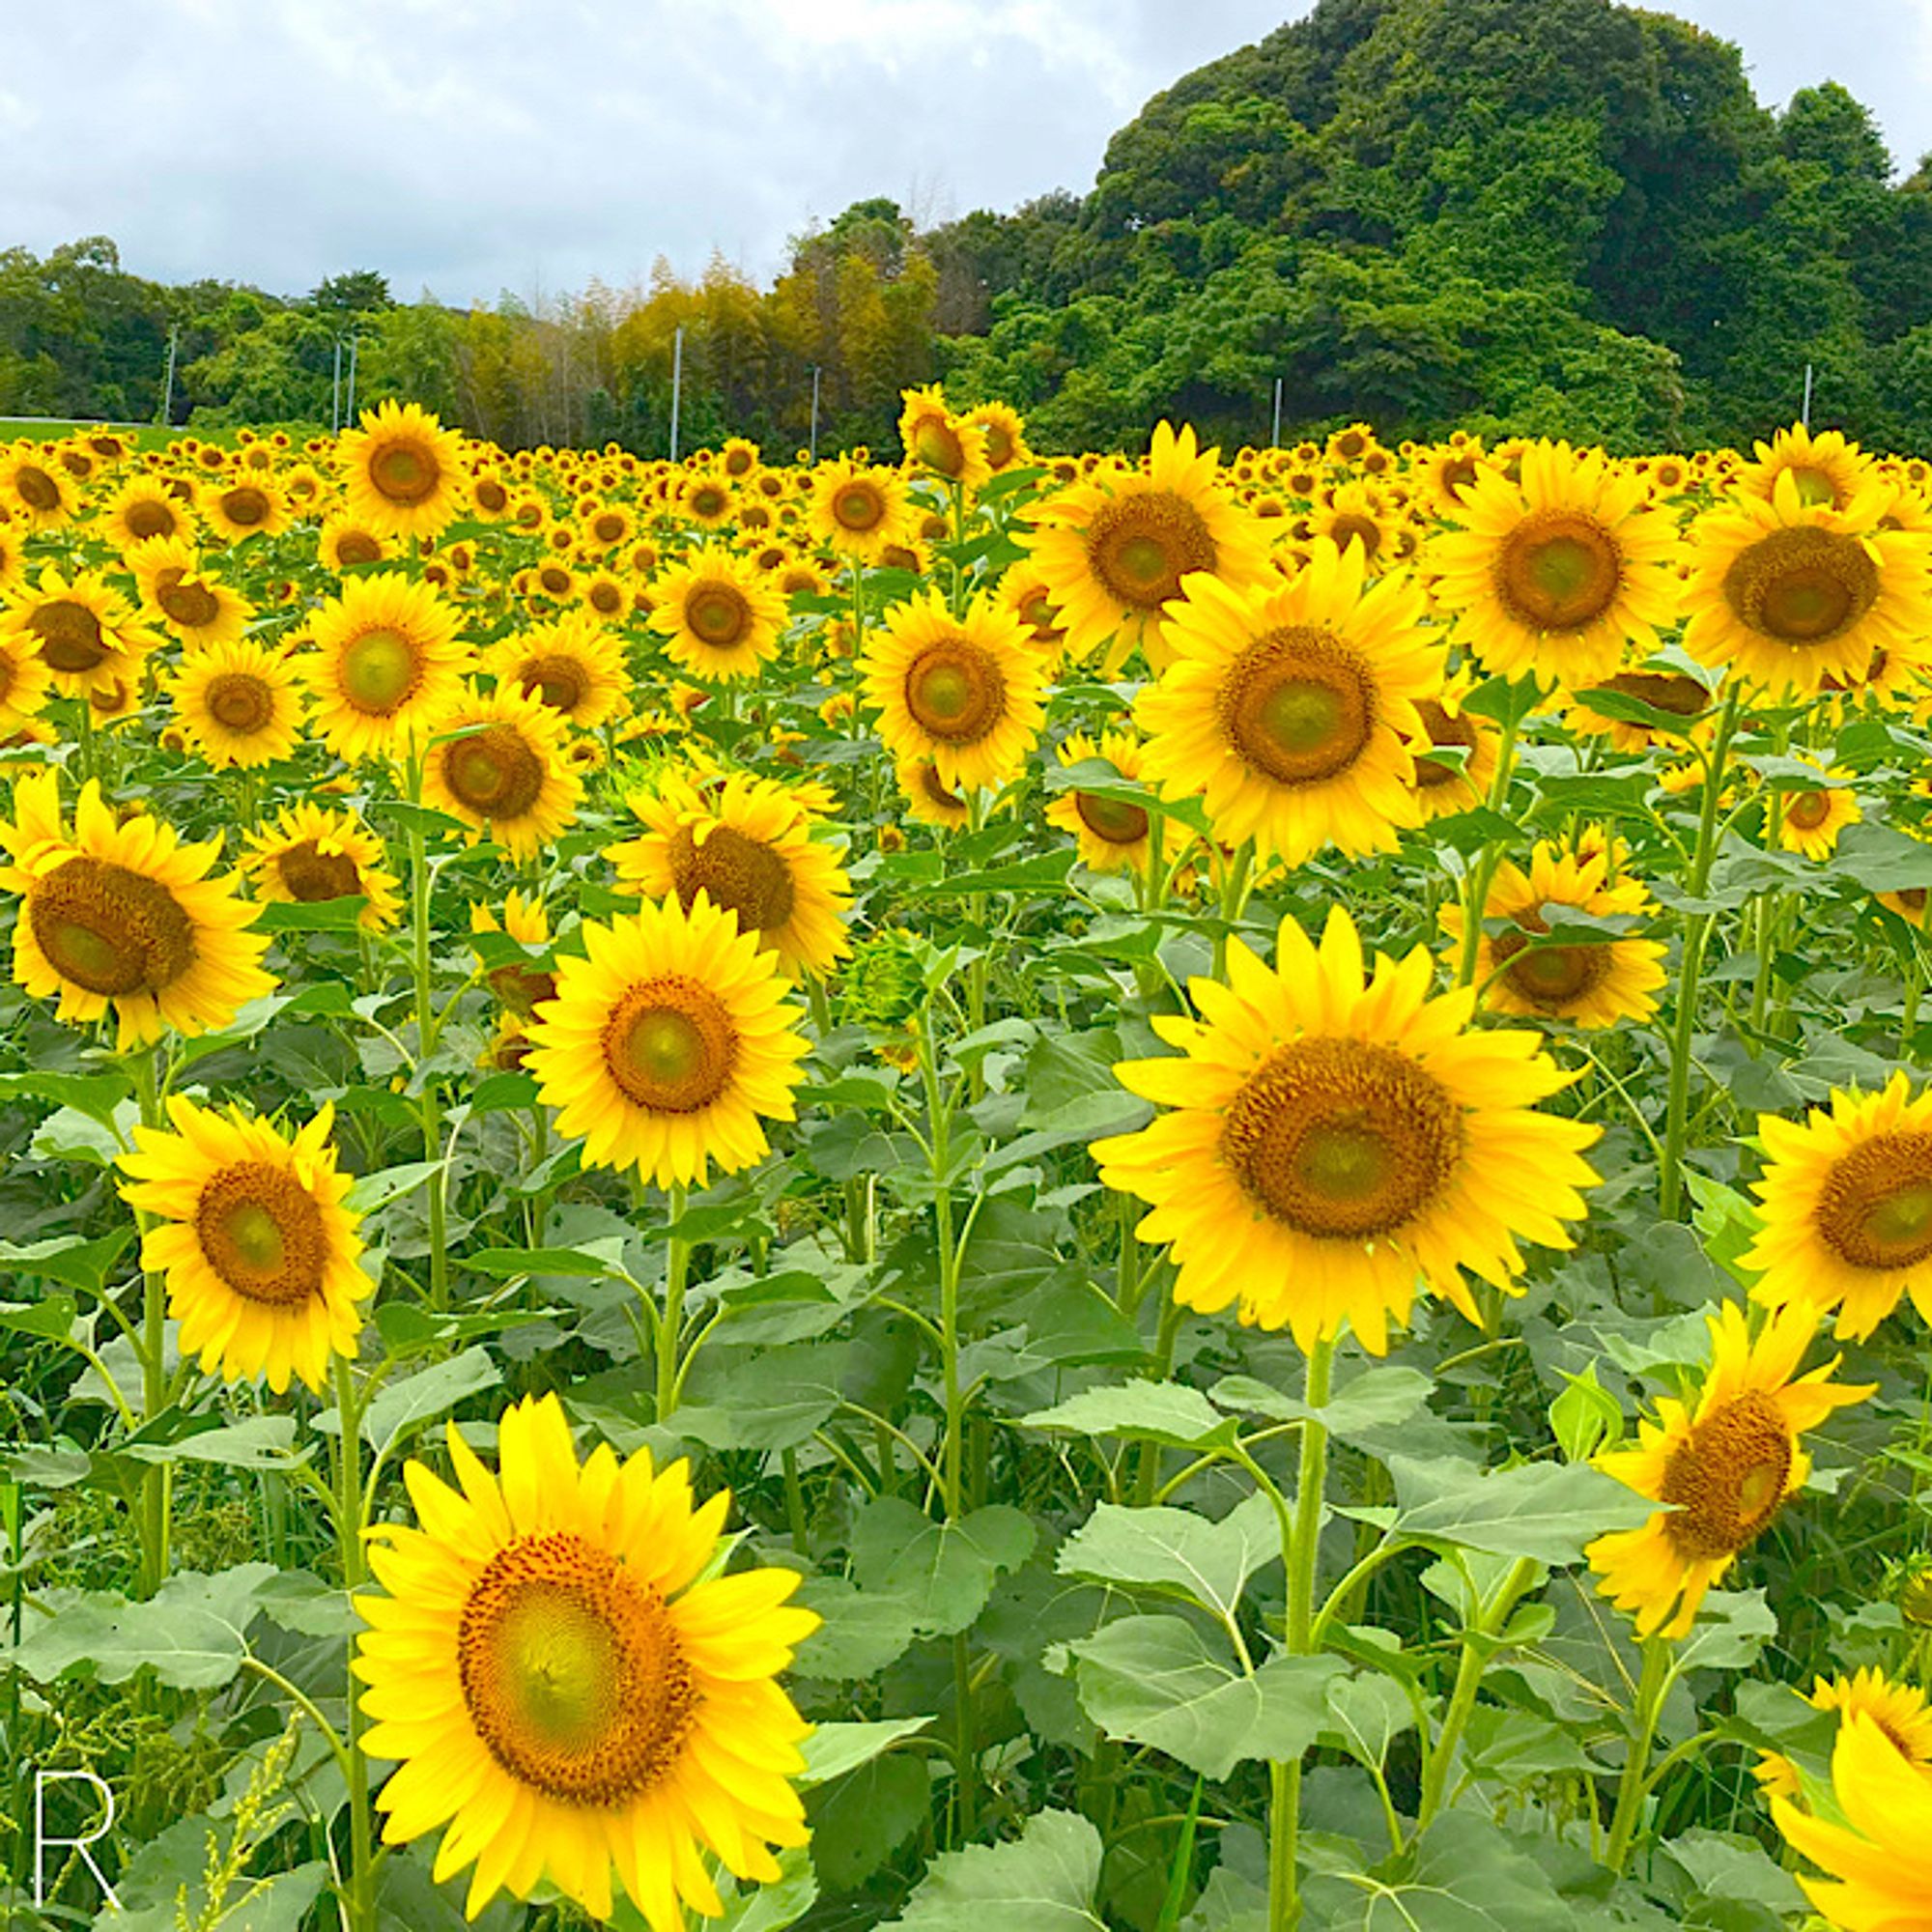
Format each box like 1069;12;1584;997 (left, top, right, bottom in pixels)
1065;1614;1345;1780
467;1243;627;1279
121;1415;308;1469
1321;1671;1417;1774
793;1578;922;1680
1300;1810;1581;1930
799;1716;935;1787
1390;1456;1654;1566
1548;1364;1622;1463
884;1809;1104;1930
1023;1381;1236;1450
850;1497;1037;1636
354;1347;500;1452
1676;1589;1777;1673
1056;1492;1280;1621
7;1564;275;1690
346;1159;443;1214
0;1294;78;1340
809;1754;931;1890
0;1067;133;1123
1211;1366;1433;1447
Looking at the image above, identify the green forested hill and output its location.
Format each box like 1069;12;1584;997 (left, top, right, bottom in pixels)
6;0;1929;453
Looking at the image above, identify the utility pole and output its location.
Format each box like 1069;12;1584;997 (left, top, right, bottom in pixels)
331;338;343;434
345;334;360;426
1270;376;1283;449
809;364;820;463
668;325;684;463
1801;362;1814;431
157;325;179;427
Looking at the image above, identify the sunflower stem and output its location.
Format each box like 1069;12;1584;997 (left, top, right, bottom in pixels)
330;1352;379;1932
1605;1636;1674;1876
658;1182;690;1423
1213;840;1254;979
1454;694;1525;988
404;757;450;1310
128;1046;171;1599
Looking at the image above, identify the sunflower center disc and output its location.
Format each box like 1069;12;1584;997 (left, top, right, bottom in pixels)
1661;1388;1793;1559
221;487;269;527
1087;491;1217;610
604;977;738;1113
474;479;508;513
913;418;966;477
1411;699;1476;789
125;499;174;539
836;485;883;531
337;626;422;713
1329;514;1382;559
1785;789;1832;832
1787;465;1838;508
459;1532;697;1807
1816;1130;1932;1269
277;839;361;902
1492;922;1610;1009
906;640;1005;743
1496;513;1621;630
688;586;749;647
1723;526;1879;644
371;441;437;505
1218;625;1375;785
588;580;622;614
335;531;382;567
205;672;273;735
518;655;587;714
691;487;729;520
155;568;222;630
1603;670;1709;718
29;855;197;997
15;466;60;511
445;725;547;821
195;1160;327;1305
1073;791;1150;845
1220;1037;1463;1239
670;824;796;931
30;600;109;673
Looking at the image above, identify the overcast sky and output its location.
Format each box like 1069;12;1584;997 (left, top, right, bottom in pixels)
9;0;1931;304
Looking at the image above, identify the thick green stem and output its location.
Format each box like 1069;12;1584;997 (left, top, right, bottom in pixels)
658;1182;690;1423
405;776;450;1310
1212;842;1254;979
1604;1637;1674;1875
129;1049;170;1597
1455;702;1523;987
332;1355;378;1932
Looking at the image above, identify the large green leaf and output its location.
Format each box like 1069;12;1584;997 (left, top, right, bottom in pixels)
1056;1492;1280;1620
1389;1456;1654;1566
9;1564;274;1690
884;1809;1104;1930
1023;1381;1235;1449
851;1498;1036;1636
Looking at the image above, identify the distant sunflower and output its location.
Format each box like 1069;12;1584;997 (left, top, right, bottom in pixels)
128;536;255;647
526;895;811;1189
898;384;992;492
808;459;917;564
1775;758;1861;860
0;769;274;1049
579;499;636;552
1135;540;1441;867
1418;441;1492;517
994;565;1070;663
647;547;786;683
242;802;401;931
104;475;193;549
421;684;582;860
301;571;471;763
469;889;554;1014
964;401;1032;475
1426;440;1684;689
1563;665;1712;753
862;588;1045;795
353;1393;817;1923
0;565;162;700
1404;673;1499;820
1773;1714;1932;1928
1093;905;1602;1353
117;1096;367;1394
0;521;29;599
897;756;971;830
165;639;305;770
608;770;852;980
1683;472;1932;696
0;446;80;529
199;472;292;544
1024;422;1274;673
482;611;629;730
1046;729;1155;873
318;513;391;573
1740;423;1872;513
1588;1300;1870;1637
338;400;468;540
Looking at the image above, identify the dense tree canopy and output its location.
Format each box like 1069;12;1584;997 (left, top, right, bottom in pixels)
6;0;1929;454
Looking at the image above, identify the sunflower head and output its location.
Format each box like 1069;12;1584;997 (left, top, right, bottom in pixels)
338;400;469;540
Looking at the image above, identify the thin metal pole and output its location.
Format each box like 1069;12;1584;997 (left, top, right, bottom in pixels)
809;364;821;463
1801;362;1813;430
1270;376;1283;449
331;338;343;434
158;325;178;427
668;325;684;462
345;334;360;425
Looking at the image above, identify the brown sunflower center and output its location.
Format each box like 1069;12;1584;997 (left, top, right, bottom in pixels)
334;530;383;567
488;961;556;1017
155;568;221;631
338;628;421;715
474;478;508;513
834;483;884;531
27;855;197;997
1328;514;1382;559
1492;917;1610;1009
276;838;362;902
1220;1037;1463;1239
1785;789;1833;833
1438;457;1479;501
904;638;1007;744
370;440;439;506
587;579;623;615
1411;699;1476;789
689;485;730;521
602;977;738;1113
220;486;270;527
30;599;109;674
1601;670;1708;718
1660;1388;1793;1560
1216;625;1376;786
1815;1130;1932;1271
668;824;796;932
1085;490;1217;611
15;466;60;511
443;725;547;822
1495;511;1622;631
518;655;588;714
204;671;274;735
920;763;965;813
124;498;177;540
1073;790;1150;846
458;1531;696;1807
687;584;750;648
1722;527;1879;645
592;513;625;543
194;1160;327;1306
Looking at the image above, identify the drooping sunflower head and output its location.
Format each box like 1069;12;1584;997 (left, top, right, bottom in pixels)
301;570;471;762
338;399;469;539
526;894;812;1189
646;546;787;684
1402;672;1498;820
117;1096;368;1394
897;755;971;830
964;400;1032;474
242;801;401;932
481;611;630;730
470;888;555;1014
420;683;582;861
898;384;993;492
994;565;1070;662
1093;904;1602;1354
862;587;1046;796
0;564;163;699
1562;664;1712;752
354;1392;817;1923
164;639;306;771
128;535;256;647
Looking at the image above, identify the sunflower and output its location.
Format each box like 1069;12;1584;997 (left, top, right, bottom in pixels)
165;639;305;770
469;466;514;521
1439;839;1667;1029
1134;540;1441;867
116;1097;368;1394
526;894;811;1189
1045;729;1156;873
0;446;80;529
1586;1300;1871;1638
200;472;292;544
242;802;402;931
897;756;971;830
1023;422;1274;673
964;401;1032;475
470;890;554;1015
421;684;582;860
678;470;738;532
898;384;992;492
1740;423;1872;513
607;770;852;980
128;536;255;647
482;612;629;730
646;548;786;684
0;520;28;599
1754;1667;1932;1805
580;568;630;624
862;588;1045;795
1682;472;1932;696
1562;666;1712;753
1404;674;1499;820
1308;482;1397;572
104;475;194;549
579;500;636;552
1745;1071;1932;1341
301;571;471;763
339;400;468;540
1425;441;1684;689
318;513;391;572
1418;441;1492;517
353;1392;817;1924
0;621;51;742
0;565;162;700
1092;905;1602;1353
808;460;918;564
0;770;274;1049
1775;758;1861;860
994;565;1070;662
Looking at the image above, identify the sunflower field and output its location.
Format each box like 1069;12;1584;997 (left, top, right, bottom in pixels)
1;392;1931;1932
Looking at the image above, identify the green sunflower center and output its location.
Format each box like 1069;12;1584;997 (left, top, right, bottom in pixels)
1495;511;1622;630
339;628;421;715
687;585;750;647
1073;791;1150;846
195;1160;327;1306
1086;490;1217;611
442;724;547;823
1217;625;1376;786
834;484;884;531
205;671;274;736
370;440;438;505
603;977;739;1114
905;639;1006;745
